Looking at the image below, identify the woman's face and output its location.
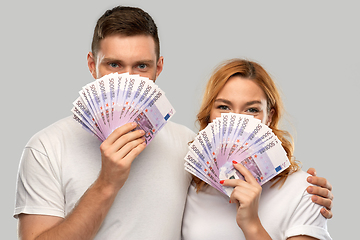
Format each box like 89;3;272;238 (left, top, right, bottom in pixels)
210;75;274;124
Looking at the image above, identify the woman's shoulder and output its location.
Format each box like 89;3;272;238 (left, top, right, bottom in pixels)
262;170;312;202
260;169;320;218
283;170;312;188
259;171;331;240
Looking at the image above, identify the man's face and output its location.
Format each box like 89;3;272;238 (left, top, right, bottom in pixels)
88;34;163;81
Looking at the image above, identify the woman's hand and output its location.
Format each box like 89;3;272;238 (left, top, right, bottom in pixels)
220;161;271;239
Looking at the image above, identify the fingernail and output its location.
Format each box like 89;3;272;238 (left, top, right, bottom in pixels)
307;176;313;183
312;196;318;202
229;200;231;203
131;122;137;127
232;160;238;164
307;186;313;193
220;180;225;184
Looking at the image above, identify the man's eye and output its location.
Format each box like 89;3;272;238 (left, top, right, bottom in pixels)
137;64;147;69
109;63;119;68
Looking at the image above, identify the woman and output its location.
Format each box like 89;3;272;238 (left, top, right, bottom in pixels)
182;59;332;239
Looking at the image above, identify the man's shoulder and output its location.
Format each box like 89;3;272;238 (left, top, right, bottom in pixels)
26;116;94;148
165;120;194;131
162;121;196;139
32;116;79;135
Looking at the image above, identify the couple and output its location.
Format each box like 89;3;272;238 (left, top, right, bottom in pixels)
14;6;333;240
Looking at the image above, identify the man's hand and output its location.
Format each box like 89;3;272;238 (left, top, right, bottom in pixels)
98;122;146;192
306;168;334;219
18;122;147;240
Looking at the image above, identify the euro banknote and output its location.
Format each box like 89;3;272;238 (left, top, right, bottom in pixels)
184;113;290;197
72;73;175;143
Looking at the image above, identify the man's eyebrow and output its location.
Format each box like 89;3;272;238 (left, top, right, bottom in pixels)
100;58;155;65
133;59;155;65
100;57;123;63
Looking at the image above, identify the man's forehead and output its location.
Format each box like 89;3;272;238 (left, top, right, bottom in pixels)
96;35;157;62
100;35;156;52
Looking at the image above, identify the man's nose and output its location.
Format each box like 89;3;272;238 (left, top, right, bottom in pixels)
118;66;133;75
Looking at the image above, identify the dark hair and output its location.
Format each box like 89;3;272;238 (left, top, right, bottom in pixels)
91;6;160;60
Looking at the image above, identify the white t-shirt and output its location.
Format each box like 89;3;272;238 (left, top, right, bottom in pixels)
182;170;332;240
14;116;195;240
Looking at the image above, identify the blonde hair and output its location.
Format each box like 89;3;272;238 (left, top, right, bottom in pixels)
194;58;301;191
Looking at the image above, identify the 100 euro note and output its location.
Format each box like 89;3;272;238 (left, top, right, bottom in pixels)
72;72;175;143
184;113;290;197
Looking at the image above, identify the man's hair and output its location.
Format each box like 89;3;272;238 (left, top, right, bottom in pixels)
91;6;160;60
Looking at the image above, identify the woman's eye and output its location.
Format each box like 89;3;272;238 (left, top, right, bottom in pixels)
217;105;229;110
247;108;259;113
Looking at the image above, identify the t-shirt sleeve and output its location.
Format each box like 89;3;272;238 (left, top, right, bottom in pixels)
14;146;65;219
284;189;332;240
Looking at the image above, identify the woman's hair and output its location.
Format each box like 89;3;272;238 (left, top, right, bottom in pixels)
194;58;301;191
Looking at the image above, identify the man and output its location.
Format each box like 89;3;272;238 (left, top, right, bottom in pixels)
14;6;333;240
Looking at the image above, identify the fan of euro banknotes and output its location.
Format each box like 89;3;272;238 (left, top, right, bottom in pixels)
184;113;290;197
71;72;175;143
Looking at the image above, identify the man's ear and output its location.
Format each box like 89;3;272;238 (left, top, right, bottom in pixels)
87;52;97;79
154;56;164;81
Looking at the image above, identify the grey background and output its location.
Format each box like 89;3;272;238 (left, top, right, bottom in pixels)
1;0;358;239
